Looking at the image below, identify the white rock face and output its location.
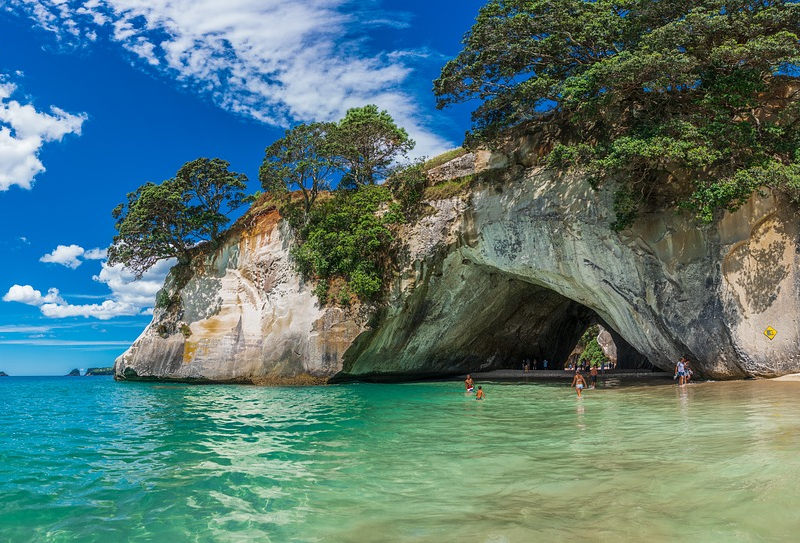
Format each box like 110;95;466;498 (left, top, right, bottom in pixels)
116;144;800;383
114;212;364;383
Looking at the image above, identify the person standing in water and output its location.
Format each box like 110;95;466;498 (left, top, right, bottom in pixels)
675;358;687;386
475;386;485;400
465;374;474;392
571;371;587;398
590;364;598;389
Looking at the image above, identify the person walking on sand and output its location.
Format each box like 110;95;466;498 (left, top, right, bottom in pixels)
475;386;485;400
571;371;587;398
465;374;474;392
590;364;598;389
675;358;687;386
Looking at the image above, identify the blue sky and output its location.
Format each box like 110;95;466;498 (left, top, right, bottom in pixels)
0;0;483;375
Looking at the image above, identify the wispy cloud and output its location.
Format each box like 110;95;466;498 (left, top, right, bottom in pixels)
0;339;131;346
3;0;451;157
0;324;53;333
0;74;87;191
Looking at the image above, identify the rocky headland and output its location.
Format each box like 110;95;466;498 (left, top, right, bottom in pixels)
114;136;800;384
85;367;114;376
66;369;81;377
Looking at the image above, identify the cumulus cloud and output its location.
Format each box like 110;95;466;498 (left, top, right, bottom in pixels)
0;75;87;191
3;284;65;306
3;258;174;320
3;0;451;157
39;244;107;268
40;244;85;268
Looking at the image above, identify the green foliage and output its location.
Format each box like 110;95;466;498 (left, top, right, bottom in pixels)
155;289;171;309
579;338;610;368
435;0;800;227
108;158;248;277
291;186;400;301
180;324;192;338
388;161;428;215
259;122;336;222
424;175;474;201
331;105;415;187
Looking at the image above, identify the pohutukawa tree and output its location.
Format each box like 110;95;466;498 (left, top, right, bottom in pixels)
331;105;415;187
108;158;249;277
259;122;337;222
434;0;800;229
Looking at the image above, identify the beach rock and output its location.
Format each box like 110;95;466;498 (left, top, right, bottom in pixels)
66;369;81;376
115;135;800;382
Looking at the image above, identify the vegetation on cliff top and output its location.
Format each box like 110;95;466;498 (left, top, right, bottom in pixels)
435;0;800;229
108;158;250;277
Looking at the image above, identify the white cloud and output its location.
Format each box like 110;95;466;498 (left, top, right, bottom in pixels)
93;259;174;307
2;284;65;306
0;339;131;346
0;75;87;191
40;244;108;267
0;324;53;333
84;247;107;260
2;258;174;320
40;244;85;268
3;0;451;157
39;299;140;319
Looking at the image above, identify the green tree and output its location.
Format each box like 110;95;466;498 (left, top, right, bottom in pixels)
175;158;249;239
108;158;249;277
435;0;800;228
331;105;415;187
259;122;336;222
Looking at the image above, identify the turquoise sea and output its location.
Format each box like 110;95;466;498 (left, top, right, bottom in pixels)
2;376;800;542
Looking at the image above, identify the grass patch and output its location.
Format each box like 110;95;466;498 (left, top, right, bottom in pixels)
423;175;474;200
423;147;468;171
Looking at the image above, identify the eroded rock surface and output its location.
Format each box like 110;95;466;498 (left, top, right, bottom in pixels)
115;142;800;382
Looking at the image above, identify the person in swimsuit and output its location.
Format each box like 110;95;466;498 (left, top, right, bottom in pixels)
684;360;693;383
675;358;687;386
465;374;474;392
571;371;587;397
475;386;485;400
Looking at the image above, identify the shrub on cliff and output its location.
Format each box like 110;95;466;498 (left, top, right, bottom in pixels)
435;0;800;229
108;158;249;277
291;186;403;302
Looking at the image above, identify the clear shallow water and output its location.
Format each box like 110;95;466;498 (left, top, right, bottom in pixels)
2;377;800;542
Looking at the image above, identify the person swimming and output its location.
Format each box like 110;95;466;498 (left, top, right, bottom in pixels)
465;374;474;392
571;371;587;398
475;386;485;400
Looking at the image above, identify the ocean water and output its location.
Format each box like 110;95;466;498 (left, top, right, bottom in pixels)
2;376;800;542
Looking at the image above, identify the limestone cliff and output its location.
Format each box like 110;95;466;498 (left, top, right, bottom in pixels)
115;139;800;382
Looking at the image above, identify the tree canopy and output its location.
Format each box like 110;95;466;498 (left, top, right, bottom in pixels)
259;122;336;222
435;0;800;228
108;158;249;277
332;105;415;187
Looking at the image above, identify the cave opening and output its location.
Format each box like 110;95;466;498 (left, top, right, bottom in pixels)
342;261;656;380
448;278;654;373
400;265;654;375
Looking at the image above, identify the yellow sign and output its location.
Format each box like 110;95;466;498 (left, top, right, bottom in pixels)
764;326;777;340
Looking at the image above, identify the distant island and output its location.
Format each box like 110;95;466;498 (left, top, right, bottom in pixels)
66;369;81;376
84;367;114;376
0;371;8;377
